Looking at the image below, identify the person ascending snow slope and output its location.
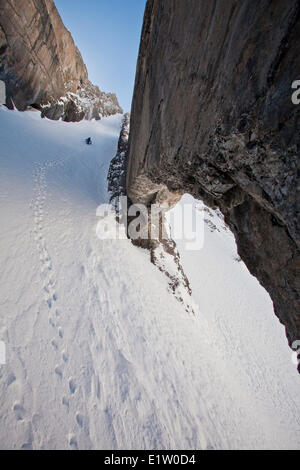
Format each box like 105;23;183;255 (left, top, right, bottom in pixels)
86;137;92;145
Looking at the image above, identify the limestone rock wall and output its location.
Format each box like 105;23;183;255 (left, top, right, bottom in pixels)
0;0;122;120
127;0;300;352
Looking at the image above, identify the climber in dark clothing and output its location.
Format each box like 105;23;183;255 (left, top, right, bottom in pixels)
86;137;92;145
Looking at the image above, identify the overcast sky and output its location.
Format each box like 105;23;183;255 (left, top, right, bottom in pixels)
55;0;147;112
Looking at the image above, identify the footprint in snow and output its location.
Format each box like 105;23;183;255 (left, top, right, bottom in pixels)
62;397;69;409
69;435;78;450
69;378;76;395
80;265;85;280
7;373;16;387
95;377;101;400
21;442;33;450
13;402;25;421
75;413;84;428
55;365;63;379
62;351;68;363
51;339;59;351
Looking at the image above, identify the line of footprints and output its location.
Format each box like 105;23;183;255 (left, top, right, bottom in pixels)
31;161;83;449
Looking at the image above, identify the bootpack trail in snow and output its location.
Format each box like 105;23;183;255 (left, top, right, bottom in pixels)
32;156;80;448
0;106;300;450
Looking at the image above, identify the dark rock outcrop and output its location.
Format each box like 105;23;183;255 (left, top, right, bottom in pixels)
0;0;122;120
127;0;300;352
108;113;130;206
108;114;194;313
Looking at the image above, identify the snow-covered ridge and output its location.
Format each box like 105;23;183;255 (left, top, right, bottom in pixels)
41;81;122;122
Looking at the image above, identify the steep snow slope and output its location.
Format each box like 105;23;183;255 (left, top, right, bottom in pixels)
0;107;300;450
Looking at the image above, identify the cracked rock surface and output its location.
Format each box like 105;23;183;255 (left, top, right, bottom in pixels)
0;0;122;120
127;0;300;351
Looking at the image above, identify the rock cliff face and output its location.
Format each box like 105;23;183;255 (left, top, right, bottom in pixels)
108;113;131;206
0;0;122;120
127;0;300;352
108;114;195;314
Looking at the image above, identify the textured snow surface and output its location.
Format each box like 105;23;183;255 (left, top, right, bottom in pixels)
0;107;300;450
